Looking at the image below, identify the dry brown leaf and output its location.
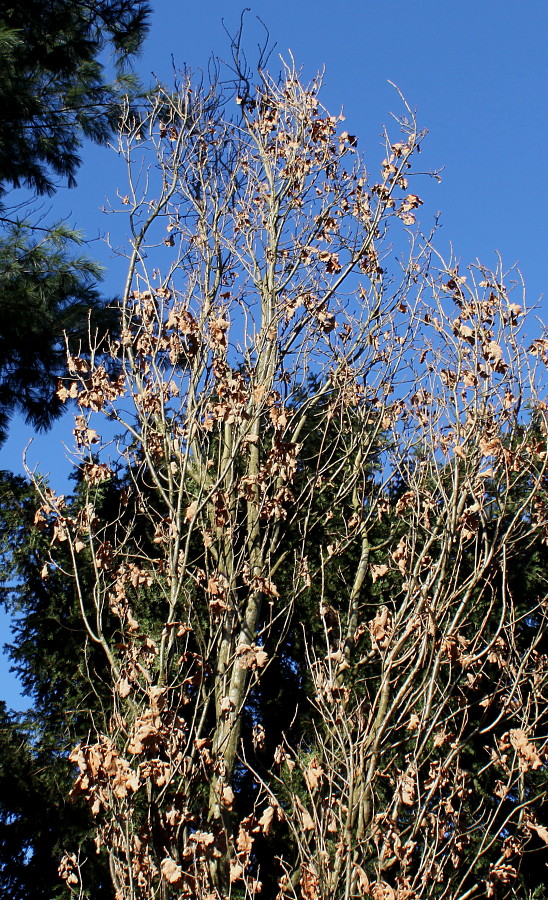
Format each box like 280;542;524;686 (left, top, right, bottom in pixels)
221;785;235;809
304;758;324;791
296;797;315;831
369;606;392;650
371;563;389;582
57;382;79;403
258;805;276;835
484;340;503;362
392;536;409;574
189;831;215;847
300;864;320;900
236;824;254;858
493;780;509;800
399;766;416;806
354;864;370;892
462;370;478;387
237;644;268;670
489;863;517;884
230;861;244;882
255;649;268;667
58;853;79;886
433;730;449;748
185;500;198;521
161;856;182;884
480;436;502;456
395;491;415;515
509;729;543;772
371;881;396;900
117;678;132;698
528;822;548;844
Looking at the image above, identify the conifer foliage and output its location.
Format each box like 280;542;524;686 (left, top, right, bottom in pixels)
0;0;150;443
0;0;149;196
20;52;548;900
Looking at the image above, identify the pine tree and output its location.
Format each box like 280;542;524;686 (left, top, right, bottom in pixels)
0;701;112;900
0;0;150;443
0;3;151;892
0;1;149;197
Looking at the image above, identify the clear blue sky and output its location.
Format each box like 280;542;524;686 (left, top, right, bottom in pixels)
1;0;547;708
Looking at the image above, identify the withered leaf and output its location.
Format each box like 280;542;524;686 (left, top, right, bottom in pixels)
354;864;370;893
185;500;198;521
371;882;396;900
230;861;244;882
161;856;182;884
117;678;132;698
258;805;276;835
221;785;235;809
369;606;392;650
304;758;324;791
296;797;315;831
371;563;389;582
300;864;320;900
399;766;416;806
509;729;543;772
528;822;548;845
236;823;254;857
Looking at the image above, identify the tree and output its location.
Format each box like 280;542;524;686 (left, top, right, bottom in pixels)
0;0;150;443
0;224;106;439
0;700;113;900
0;0;149;196
0;4;150;884
23;53;548;900
0;470;117;899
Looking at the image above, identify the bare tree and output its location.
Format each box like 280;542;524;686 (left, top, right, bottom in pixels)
35;52;548;900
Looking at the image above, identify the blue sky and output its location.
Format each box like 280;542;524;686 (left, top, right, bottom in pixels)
1;0;547;708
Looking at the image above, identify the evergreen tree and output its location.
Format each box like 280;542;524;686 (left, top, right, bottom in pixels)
0;223;109;440
0;1;149;197
0;0;150;443
0;5;151;888
0;468;122;899
0;701;112;900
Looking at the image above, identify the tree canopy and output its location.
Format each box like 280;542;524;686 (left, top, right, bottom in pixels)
0;0;149;197
0;0;150;443
3;34;548;900
8;55;548;900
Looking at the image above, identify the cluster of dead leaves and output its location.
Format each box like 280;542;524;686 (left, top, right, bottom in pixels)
397;193;423;226
160;831;222;897
237;643;269;670
58;365;125;413
229;805;284;893
69;737;139;816
503;729;544;773
369;605;393;652
58;852;79;887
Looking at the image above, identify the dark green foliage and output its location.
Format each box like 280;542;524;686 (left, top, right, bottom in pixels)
0;702;113;900
0;1;149;197
0;470;112;724
0;0;150;443
0;222;115;443
0;471;115;899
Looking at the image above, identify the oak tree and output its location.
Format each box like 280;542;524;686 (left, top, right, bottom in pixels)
26;52;548;900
